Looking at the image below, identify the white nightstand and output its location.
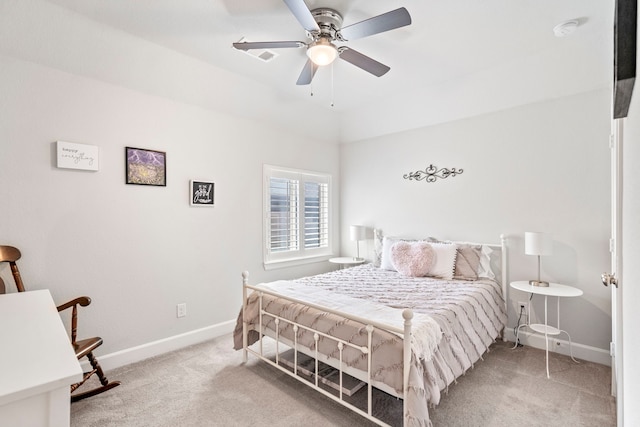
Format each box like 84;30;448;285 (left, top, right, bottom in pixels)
510;280;583;378
329;257;365;269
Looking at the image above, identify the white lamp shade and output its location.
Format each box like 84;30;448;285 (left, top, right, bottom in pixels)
525;232;553;256
349;225;366;241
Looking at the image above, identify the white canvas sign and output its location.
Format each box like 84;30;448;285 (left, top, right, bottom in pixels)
56;141;99;171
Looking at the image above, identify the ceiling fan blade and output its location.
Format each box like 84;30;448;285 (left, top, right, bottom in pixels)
232;41;305;50
283;0;320;32
296;59;319;85
340;7;411;41
339;47;390;77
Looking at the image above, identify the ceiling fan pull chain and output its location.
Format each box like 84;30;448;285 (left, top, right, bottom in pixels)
330;62;335;107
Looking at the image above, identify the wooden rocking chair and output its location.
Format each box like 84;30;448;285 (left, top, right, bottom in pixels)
0;245;120;402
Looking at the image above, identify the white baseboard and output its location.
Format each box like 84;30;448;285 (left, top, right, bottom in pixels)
87;319;236;372
504;329;611;366
87;320;611;372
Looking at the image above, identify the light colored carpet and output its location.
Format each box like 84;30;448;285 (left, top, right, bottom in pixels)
71;335;616;427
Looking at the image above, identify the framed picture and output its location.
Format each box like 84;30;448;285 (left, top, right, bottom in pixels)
56;141;100;171
190;180;215;206
125;147;166;186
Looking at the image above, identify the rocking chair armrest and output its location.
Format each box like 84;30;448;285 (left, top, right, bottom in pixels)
57;296;92;312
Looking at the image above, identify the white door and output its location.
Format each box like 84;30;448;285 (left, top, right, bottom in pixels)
607;119;623;423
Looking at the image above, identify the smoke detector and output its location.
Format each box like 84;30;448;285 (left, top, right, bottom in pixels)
553;20;579;37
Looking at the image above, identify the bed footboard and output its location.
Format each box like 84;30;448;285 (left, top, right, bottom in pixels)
241;271;414;427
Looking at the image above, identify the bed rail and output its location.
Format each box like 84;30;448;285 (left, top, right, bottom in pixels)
241;271;412;427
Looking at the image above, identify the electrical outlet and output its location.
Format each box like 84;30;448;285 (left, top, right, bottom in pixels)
177;303;187;318
517;301;528;322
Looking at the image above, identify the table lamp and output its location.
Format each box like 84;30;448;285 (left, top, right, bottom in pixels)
525;231;553;287
349;225;366;261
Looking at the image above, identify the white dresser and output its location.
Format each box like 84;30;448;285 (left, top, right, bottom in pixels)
0;290;82;426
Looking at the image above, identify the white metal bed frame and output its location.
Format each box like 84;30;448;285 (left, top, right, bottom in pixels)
241;234;508;426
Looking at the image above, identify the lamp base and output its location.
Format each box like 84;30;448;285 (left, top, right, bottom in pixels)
529;280;549;287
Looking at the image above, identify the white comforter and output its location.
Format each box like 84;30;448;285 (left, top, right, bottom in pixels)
291;264;507;400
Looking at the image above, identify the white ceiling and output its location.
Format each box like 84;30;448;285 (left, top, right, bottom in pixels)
35;0;613;142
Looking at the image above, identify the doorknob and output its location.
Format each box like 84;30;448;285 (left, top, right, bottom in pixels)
601;272;618;288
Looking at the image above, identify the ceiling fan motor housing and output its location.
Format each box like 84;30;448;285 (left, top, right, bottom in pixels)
309;8;343;41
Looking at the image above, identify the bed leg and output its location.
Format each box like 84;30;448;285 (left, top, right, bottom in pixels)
500;234;509;342
242;327;248;362
242;271;249;363
402;309;413;427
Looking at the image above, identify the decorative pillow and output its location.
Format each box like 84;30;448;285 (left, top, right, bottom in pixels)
390;241;435;277
426;243;458;280
373;229;384;267
380;234;439;270
453;244;482;280
436;240;498;281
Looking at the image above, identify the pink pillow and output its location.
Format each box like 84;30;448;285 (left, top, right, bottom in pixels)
390;241;435;277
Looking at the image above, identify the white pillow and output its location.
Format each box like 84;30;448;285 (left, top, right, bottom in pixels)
380;236;404;270
476;245;496;280
427;243;458;280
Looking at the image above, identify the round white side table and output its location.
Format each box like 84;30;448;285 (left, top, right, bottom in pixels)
329;257;365;269
510;280;583;378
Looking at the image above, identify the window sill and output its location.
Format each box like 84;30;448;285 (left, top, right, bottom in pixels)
263;254;334;271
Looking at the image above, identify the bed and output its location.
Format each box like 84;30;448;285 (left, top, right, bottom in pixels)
233;234;508;426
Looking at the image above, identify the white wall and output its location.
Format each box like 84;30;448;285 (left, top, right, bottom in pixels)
0;53;339;358
340;90;612;352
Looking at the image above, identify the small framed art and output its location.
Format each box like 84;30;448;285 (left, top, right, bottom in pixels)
125;147;166;186
190;180;215;206
56;141;99;171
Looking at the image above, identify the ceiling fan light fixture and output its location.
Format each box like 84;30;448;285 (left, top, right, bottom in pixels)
307;38;338;66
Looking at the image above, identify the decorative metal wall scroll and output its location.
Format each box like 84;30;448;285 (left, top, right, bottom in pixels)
403;164;464;183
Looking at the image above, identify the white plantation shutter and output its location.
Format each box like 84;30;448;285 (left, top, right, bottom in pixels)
304;181;328;249
264;165;331;266
269;177;299;253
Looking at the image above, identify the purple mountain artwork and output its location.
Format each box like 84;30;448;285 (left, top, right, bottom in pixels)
126;148;166;185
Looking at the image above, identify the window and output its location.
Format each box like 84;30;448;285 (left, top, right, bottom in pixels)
264;165;331;268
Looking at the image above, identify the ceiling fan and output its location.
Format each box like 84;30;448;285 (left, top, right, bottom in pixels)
232;0;412;85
